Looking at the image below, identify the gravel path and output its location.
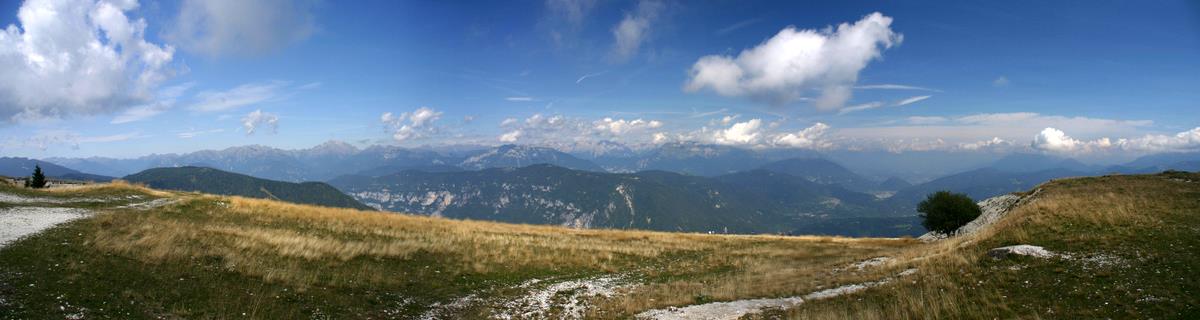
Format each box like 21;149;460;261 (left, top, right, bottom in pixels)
0;207;91;247
635;268;918;320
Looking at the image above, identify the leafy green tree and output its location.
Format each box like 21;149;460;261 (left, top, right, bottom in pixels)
918;191;981;234
29;165;47;189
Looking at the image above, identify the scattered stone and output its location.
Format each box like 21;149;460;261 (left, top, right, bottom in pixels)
849;257;892;271
636;268;918;320
988;245;1059;259
494;275;632;320
0;207;91;247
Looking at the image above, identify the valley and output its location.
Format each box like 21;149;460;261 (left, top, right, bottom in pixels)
1;171;1197;319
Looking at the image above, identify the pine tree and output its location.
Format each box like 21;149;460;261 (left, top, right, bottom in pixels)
30;165;47;189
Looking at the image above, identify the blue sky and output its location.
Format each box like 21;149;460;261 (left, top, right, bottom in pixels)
0;0;1198;161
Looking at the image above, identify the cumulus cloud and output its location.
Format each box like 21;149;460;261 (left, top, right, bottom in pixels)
1030;127;1114;153
1115;127;1200;152
499;130;522;143
593;117;663;135
684;12;901;109
713;119;764;145
959;137;1011;151
837;113;1153;152
0;0;176;123
381;107;443;142
241;109;278;135
771;123;830;148
1032;126;1200;154
189;82;287;112
168;0;315;57
611;0;664;61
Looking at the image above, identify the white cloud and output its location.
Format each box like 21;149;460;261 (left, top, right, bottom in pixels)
241;109;278;135
168;0;315;57
894;95;931;106
906;116;947;125
189;82;287;112
837;101;885;115
854;84;939;91
838;95;930;115
7;129;143;151
0;0;176;123
381;107;443;142
500;117;519;127
993;76;1010;87
1114;127;1200;152
544;0;598;46
1031;127;1112;153
506;96;535;102
177;128;225;139
499;130;522;143
837;113;1153;152
593;117;663;135
1030;126;1200;154
111;82;194;124
713;119;764;145
771;122;830;148
959;137;1011;151
611;0;664;61
684;12;901;109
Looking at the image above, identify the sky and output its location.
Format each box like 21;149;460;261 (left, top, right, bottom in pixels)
0;0;1198;163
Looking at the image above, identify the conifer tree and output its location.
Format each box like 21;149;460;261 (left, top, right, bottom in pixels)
30;165;47;189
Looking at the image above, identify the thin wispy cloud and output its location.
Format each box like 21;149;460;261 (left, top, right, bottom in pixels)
715;18;761;36
895;95;932;106
854;84;942;92
576;71;609;84
506;97;536;102
189;82;289;112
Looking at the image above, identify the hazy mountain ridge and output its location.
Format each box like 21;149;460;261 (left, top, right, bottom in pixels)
328;163;906;235
124;166;372;210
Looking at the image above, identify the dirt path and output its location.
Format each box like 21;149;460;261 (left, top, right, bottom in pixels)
635;268;918;320
0;206;91;247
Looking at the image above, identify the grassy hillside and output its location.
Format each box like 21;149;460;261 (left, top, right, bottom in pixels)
125;166;371;210
1;172;1198;319
761;171;1200;319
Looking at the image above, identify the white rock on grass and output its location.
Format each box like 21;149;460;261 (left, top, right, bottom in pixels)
494;275;631;320
987;245;1059;259
0;207;91;247
919;189;1042;242
636;268;919;320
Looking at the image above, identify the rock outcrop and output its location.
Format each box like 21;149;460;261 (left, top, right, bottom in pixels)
918;189;1041;242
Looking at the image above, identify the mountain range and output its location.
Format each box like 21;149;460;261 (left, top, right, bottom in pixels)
328;163;903;235
124;166;371;210
7;141;1199;236
0;157;114;182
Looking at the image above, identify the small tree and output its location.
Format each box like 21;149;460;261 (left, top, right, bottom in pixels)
918;191;981;234
29;165;47;189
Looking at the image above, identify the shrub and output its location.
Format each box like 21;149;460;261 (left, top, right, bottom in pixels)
918;191;981;234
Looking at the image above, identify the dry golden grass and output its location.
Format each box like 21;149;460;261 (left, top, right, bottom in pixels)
63;183;918;317
766;173;1200;319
